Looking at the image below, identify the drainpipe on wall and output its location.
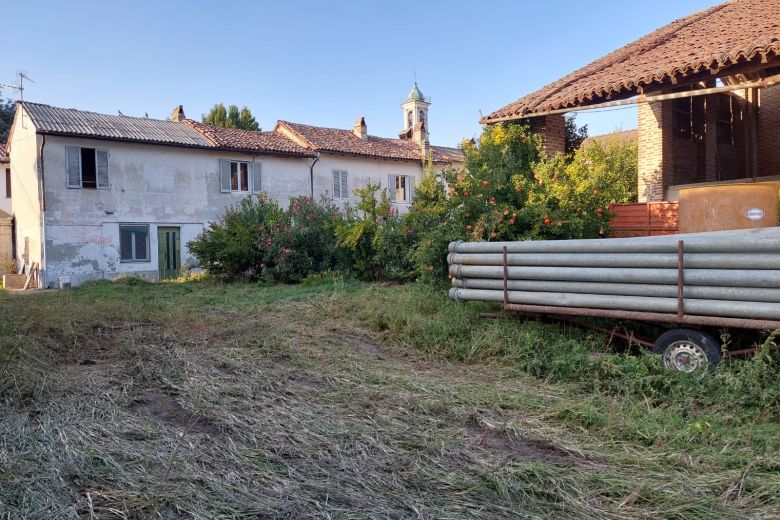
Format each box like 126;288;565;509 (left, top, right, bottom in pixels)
309;152;320;198
38;133;46;289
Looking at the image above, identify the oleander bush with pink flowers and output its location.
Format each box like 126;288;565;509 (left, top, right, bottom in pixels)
188;195;348;282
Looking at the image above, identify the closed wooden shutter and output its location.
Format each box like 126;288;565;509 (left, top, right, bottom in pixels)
387;174;397;202
219;159;231;192
251;162;262;194
332;170;341;198
340;171;348;199
96;150;109;189
66;147;81;188
408;176;415;202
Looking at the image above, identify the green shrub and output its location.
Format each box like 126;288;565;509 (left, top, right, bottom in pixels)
188;195;284;281
258;196;348;283
336;183;415;282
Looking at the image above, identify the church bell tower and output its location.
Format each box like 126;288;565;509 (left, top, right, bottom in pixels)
399;82;430;144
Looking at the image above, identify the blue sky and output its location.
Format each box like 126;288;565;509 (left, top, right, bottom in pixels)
2;0;717;146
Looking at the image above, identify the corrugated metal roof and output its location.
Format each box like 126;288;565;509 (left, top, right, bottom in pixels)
21;102;213;147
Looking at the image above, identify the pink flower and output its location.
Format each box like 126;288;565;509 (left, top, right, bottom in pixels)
307;213;315;219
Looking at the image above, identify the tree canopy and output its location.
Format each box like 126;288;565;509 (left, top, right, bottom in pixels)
0;89;15;143
202;103;260;131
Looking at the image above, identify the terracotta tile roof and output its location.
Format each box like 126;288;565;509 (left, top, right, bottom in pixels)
483;0;780;122
183;120;316;157
0;143;8;163
277;121;463;163
430;145;465;164
277;121;424;161
22;102;213;147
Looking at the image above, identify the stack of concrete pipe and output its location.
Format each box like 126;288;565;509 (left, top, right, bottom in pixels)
447;227;780;320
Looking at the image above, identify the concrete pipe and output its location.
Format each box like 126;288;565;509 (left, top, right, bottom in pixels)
448;227;780;255
447;252;780;270
447;287;780;320
450;277;780;303
448;264;780;288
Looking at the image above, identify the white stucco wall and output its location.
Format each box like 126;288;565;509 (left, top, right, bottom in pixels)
313;153;424;212
8;107;43;275
11;109;463;288
38;135;312;287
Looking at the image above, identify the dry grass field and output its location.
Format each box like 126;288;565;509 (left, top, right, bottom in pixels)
1;277;778;519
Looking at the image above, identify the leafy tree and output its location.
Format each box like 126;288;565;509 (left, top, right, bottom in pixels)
202;103;260;131
564;113;588;154
238;107;259;131
0;89;15;142
405;122;635;281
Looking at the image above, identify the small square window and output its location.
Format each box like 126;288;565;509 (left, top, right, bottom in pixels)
120;225;150;262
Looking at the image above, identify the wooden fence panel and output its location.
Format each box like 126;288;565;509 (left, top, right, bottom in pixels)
608;202;679;237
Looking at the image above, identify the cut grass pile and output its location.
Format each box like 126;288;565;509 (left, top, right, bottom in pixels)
0;276;778;518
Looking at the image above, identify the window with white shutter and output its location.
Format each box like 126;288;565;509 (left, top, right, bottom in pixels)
332;169;348;199
66;147;81;188
388;175;415;203
219;159;231;192
66;146;109;189
251;162;262;194
220;159;251;193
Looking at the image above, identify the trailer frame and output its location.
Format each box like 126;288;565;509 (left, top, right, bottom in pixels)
493;241;780;361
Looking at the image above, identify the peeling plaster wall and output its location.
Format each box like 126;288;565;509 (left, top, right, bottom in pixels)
40;135;312;287
8;107;43;273
313;153;424;212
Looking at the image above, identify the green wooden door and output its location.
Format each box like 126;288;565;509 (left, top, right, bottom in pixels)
157;227;181;280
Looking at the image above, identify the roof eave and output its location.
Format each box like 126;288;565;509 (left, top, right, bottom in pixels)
34;130;316;158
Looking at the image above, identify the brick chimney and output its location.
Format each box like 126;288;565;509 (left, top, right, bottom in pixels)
353;117;367;139
171;105;186;122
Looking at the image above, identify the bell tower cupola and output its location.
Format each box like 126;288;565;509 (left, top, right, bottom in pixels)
399;82;430;144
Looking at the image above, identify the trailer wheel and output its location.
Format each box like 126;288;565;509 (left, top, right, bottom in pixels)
653;328;721;373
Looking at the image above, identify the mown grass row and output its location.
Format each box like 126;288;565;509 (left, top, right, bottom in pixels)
0;276;778;518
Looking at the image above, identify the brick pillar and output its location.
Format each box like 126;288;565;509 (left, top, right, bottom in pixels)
529;114;566;157
758;83;779;177
638;100;674;202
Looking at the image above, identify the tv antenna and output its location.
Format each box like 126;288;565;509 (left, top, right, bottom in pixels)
0;72;34;102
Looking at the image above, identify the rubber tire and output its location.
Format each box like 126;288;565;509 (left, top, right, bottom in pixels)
653;328;721;373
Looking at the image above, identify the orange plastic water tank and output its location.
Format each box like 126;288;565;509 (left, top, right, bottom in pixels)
678;183;780;233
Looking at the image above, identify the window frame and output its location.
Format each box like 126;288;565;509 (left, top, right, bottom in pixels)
388;174;415;204
230;160;250;193
66;146;110;190
119;224;151;263
4;167;10;199
332;169;348;199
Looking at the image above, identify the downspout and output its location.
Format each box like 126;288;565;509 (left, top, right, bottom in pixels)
309;152;320;198
38;133;46;289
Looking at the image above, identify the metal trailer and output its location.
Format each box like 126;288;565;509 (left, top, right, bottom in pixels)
473;240;780;373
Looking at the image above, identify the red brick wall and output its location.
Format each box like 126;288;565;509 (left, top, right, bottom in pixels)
638;100;674;201
529;114;566;157
638;91;753;201
759;83;780;177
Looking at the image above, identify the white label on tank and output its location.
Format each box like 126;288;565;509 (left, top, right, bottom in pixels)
746;208;765;221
